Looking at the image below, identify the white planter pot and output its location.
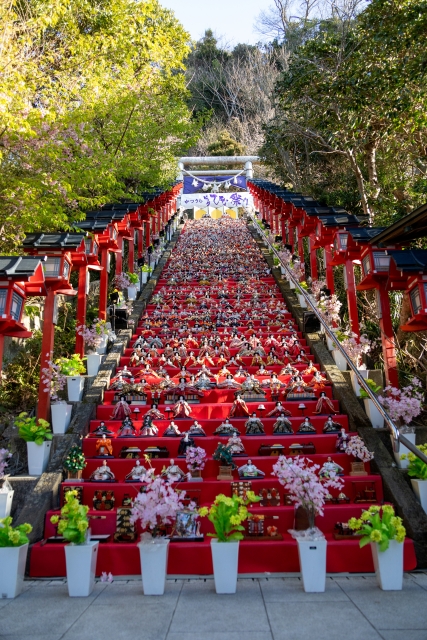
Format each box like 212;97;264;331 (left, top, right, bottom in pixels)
67;376;84;402
371;540;403;590
65;541;99;597
350;369;369;397
86;353;101;378
297;538;327;593
297;294;307;308
363;398;385;429
411;479;427;514
141;272;148;284
280;266;286;275
394;432;416;469
51;403;72;435
27;441;51;476
332;349;348;371
326;335;336;351
289;280;296;290
97;335;108;355
0;490;14;518
211;539;239;594
0;544;28;598
127;286;137;300
138;538;169;595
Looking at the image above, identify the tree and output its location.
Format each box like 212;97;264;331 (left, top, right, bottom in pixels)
0;0;199;252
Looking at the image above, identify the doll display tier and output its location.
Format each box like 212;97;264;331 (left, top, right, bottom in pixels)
30;221;416;578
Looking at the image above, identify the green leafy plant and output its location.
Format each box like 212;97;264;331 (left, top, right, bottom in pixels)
359;379;382;399
140;265;151;273
63;446;86;472
213;443;236;468
126;272;139;285
401;444;427;480
0;517;32;547
14;412;52;445
273;256;280;266
50;490;89;544
300;281;309;291
198;492;260;542
56;354;86;376
348;505;406;551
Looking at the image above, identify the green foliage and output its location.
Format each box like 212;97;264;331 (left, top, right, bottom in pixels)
126;272;139;285
402;444;427;480
199;492;260;542
56;354;86;376
63;446;87;472
213;443;236;468
50;490;89;545
0;0;199;252
207;131;245;157
348;505;406;551
359;379;382;399
0;517;32;547
14;412;52;445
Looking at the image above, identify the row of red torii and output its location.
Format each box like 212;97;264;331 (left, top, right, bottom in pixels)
0;184;181;423
249;180;427;391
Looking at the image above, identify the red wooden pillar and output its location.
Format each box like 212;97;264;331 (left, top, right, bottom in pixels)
281;216;286;245
116;236;123;274
75;267;87;356
297;228;304;262
309;238;318;280
377;288;399;388
99;250;109;320
128;236;135;273
37;289;56;422
137;229;143;259
344;260;360;337
145;220;151;248
324;246;335;294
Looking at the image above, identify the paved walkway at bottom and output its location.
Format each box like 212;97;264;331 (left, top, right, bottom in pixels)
1;574;427;640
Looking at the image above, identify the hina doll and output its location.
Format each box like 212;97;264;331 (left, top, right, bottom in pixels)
187;421;207;437
110;397;132;420
213;418;241;436
145;404;165;420
139;415;159;437
336;428;349;452
228;393;250;418
163;421;182;437
95;434;114;456
184;351;197;367
92;421;114;436
313;391;338;415
297;417;317;433
323;415;342;433
283;375;315;400
118;417;137;437
310;370;330;391
266;401;292;418
245;413;265;435
172;395;192;419
90;460;115;482
273;413;294;434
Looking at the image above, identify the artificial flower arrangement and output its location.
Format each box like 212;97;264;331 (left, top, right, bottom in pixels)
348;505;406;551
131;466;194;538
14;412;52;445
359;379;382;398
185;446;207;473
113;273;131;291
198;492;260;542
318;293;342;328
378;377;423;425
63;445;86;473
273;455;344;530
0;448;12;478
401;443;427;480
56;354;86;377
77;318;110;353
311;279;327;302
339;329;372;367
0;517;32;547
50;490;89;544
345;435;374;462
41;356;67;401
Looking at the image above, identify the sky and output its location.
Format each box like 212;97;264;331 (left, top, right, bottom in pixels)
159;0;267;46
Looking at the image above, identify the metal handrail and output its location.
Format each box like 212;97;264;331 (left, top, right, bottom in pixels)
248;212;427;465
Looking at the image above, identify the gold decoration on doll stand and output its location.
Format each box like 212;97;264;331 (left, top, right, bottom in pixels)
350;461;368;476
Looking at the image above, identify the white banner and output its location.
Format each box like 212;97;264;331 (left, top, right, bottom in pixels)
181;192;253;208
